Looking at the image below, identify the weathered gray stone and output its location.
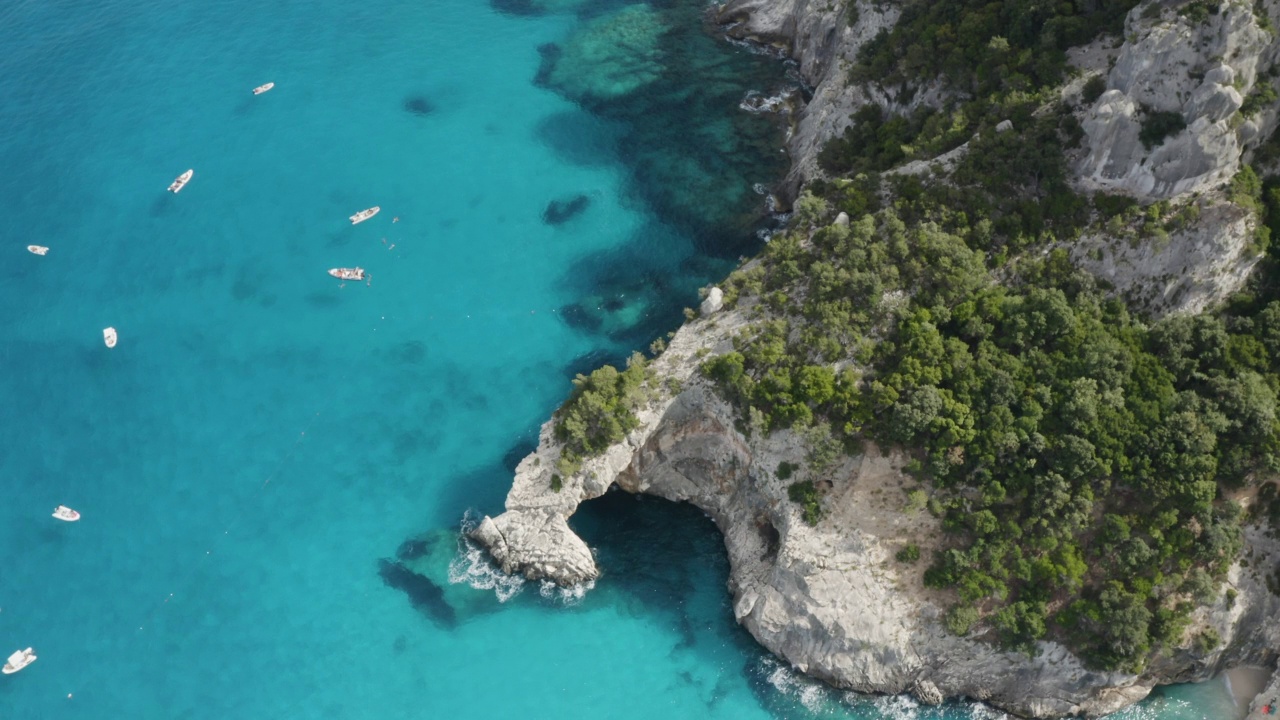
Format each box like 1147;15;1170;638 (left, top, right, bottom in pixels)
1077;1;1279;199
700;286;724;315
1070;196;1261;316
995;119;1013;133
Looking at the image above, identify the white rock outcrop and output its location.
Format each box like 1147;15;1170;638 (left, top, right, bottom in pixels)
1078;1;1279;199
1070;196;1262;316
699;286;724;315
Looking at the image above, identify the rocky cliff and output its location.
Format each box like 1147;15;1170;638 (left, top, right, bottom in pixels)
1077;0;1280;200
475;295;1280;717
475;1;1280;716
1066;0;1280;315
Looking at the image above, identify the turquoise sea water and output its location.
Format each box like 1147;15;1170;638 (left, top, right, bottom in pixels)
0;0;1246;718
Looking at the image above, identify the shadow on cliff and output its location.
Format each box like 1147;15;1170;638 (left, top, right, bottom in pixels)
571;488;775;709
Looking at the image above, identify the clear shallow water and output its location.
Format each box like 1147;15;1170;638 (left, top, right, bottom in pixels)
0;0;1244;718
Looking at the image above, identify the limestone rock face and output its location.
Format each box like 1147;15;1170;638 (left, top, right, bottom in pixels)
1070;197;1262;316
473;307;1280;718
700;286;724;315
1078;1;1280;199
717;0;903;189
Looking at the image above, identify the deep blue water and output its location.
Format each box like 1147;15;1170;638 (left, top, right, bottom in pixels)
0;0;1244;718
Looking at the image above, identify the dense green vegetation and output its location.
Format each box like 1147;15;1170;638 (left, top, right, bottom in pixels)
851;0;1137;99
699;72;1280;667
553;353;651;474
549;0;1280;673
706;181;1278;668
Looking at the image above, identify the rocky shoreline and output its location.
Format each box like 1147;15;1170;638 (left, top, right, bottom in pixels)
475;1;1280;716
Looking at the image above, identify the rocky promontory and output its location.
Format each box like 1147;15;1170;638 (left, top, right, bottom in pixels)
476;1;1280;716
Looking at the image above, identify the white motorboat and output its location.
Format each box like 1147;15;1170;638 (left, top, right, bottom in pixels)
168;169;194;193
2;648;36;675
27;245;48;256
52;505;80;522
252;82;275;95
349;206;380;225
103;327;117;348
328;267;365;282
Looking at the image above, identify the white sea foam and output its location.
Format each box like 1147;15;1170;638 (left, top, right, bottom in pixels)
449;511;525;602
538;578;595;606
739;89;794;115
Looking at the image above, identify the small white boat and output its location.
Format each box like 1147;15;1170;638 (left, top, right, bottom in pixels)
252;82;275;95
52;505;80;522
328;267;365;282
168;169;194;193
349;207;380;225
2;648;36;675
27;245;48;256
103;327;117;348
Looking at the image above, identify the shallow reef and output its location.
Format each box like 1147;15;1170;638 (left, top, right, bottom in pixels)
534;0;791;257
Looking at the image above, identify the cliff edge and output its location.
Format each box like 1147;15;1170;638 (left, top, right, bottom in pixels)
475;1;1280;716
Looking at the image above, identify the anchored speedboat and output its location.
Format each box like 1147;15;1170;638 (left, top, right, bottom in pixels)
3;648;36;675
103;327;117;348
349;207;380;225
168;169;193;193
252;82;275;95
52;505;80;522
328;267;365;282
27;245;48;256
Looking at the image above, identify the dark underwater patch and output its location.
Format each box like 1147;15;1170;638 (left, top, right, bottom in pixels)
529;0;792;259
542;194;591;225
377;558;457;628
534;111;619;167
396;536;431;562
402;95;436;116
386;340;427;366
557;302;603;333
533;43;561;87
502;436;539;472
490;0;541;15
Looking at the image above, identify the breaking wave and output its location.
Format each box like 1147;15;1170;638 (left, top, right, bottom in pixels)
449;511;526;603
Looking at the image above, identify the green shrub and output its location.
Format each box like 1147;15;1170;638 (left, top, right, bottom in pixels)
1139;109;1186;149
554;353;650;462
1194;628;1221;654
788;480;823;525
1179;0;1219;24
1082;75;1108;105
1240;81;1278;117
896;544;922;563
945;605;980;635
776;461;798;480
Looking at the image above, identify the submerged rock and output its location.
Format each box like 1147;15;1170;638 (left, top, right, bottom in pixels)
378;528;500;626
541;5;666;108
402;95;436;117
377;558;457;628
542;194;591;225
